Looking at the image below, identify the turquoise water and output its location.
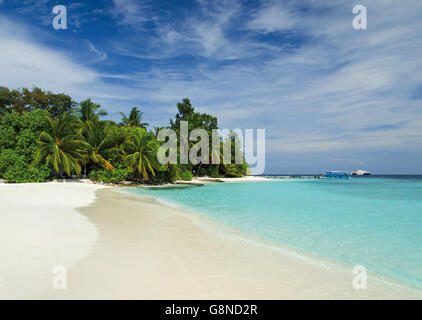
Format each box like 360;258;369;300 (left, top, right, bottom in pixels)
123;177;422;290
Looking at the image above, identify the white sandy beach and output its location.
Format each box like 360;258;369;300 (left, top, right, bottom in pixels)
0;181;421;299
0;182;108;299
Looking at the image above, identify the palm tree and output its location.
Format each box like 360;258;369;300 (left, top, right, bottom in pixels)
33;113;88;176
119;107;148;128
78;99;107;122
82;119;119;171
122;128;158;180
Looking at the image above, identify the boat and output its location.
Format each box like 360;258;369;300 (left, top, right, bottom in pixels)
352;170;371;176
325;171;351;178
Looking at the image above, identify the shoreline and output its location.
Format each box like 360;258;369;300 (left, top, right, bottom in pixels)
36;186;421;299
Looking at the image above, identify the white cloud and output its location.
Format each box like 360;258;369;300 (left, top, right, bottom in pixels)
0;15;134;103
0;17;94;92
111;0;147;27
247;3;296;33
164;0;242;59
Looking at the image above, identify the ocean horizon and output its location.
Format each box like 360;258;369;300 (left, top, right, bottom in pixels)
123;176;422;292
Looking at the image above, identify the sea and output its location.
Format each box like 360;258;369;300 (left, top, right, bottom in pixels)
122;175;422;291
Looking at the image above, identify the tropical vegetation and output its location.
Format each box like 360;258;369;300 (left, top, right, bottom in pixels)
0;86;249;184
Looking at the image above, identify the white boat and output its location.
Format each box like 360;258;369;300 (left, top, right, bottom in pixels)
352;170;371;176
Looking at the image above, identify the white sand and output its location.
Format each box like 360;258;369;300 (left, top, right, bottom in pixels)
0;182;107;299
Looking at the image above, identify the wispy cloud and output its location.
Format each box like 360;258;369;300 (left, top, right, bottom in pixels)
0;15;134;103
111;0;148;27
247;1;296;33
86;41;107;62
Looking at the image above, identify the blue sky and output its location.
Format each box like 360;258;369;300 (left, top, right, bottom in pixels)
1;0;422;174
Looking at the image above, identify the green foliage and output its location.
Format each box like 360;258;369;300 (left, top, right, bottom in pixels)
33;113;88;176
122;128;159;180
0;86;76;117
221;160;249;178
180;169;193;181
3;162;51;183
0;109;49;155
0;109;53;182
199;166;220;178
77;99;107;122
0;149;21;175
170;97;218;131
119;107;148;128
88;168;131;183
82;118;120;171
0;86;249;184
0;123;16;151
0;149;50;183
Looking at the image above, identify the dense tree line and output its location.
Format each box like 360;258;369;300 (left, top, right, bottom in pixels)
0;87;248;184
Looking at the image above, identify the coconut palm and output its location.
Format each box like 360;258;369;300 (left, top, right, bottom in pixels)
78;99;107;122
82;119;119;171
34;113;88;176
119;107;148;128
122;128;158;180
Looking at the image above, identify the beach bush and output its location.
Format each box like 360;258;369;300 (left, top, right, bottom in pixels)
198;167;208;176
207;166;220;178
0;149;51;183
0;149;21;176
198;166;220;178
3;158;51;183
0;109;52;182
88;168;131;183
154;164;178;183
223;161;249;178
180;170;193;181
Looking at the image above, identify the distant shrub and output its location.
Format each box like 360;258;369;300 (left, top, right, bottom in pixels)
0;149;20;176
88;168;131;183
198;166;220;178
198;167;208;176
0;110;51;183
1;153;51;183
207;166;220;178
180;170;193;181
223;163;248;178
